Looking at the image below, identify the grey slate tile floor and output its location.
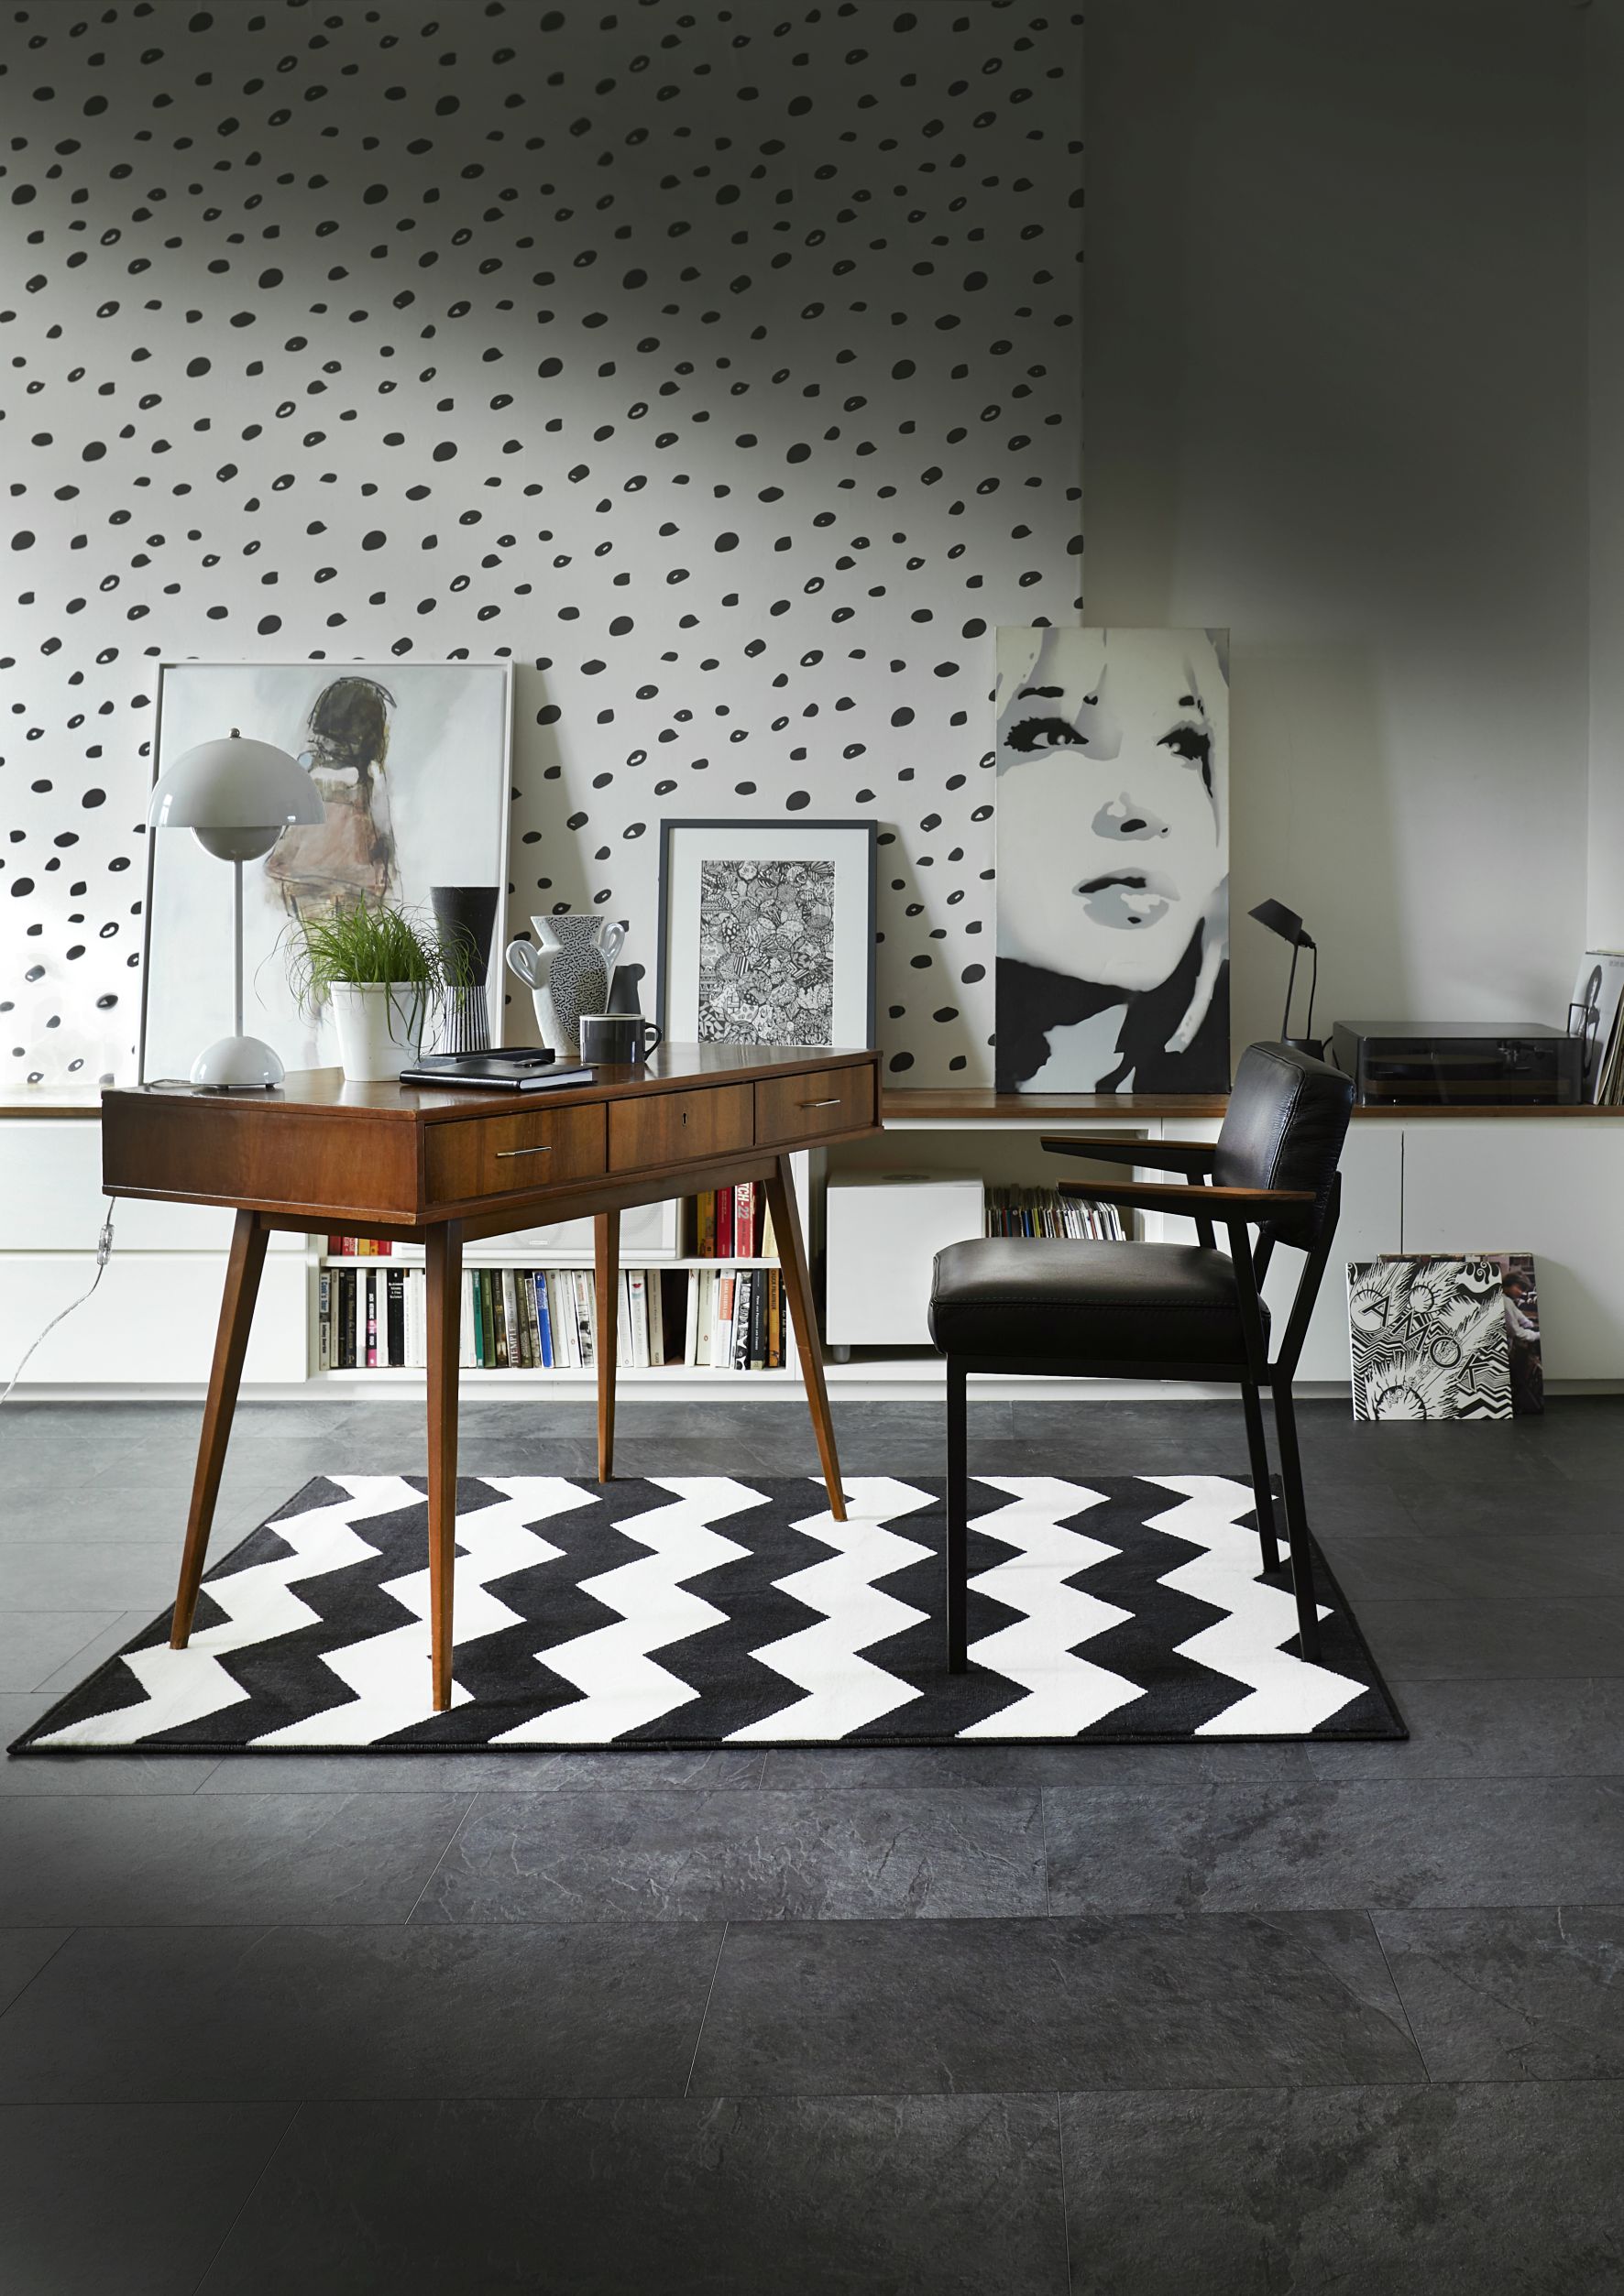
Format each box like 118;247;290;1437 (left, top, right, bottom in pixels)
0;1395;1619;2293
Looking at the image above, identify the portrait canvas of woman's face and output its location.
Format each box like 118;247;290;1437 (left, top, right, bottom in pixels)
993;626;1231;1094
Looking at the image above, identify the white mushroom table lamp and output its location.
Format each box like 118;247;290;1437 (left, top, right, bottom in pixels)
146;729;324;1089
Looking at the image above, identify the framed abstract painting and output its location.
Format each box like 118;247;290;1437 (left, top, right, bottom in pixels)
993;626;1231;1093
139;661;513;1083
655;818;876;1050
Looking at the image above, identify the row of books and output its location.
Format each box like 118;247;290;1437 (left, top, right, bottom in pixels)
985;1186;1125;1242
318;1263;791;1372
692;1182;777;1259
325;1182;783;1267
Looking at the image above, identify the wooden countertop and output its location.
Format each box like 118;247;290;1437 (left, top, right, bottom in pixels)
880;1088;1624;1122
7;1074;1624;1123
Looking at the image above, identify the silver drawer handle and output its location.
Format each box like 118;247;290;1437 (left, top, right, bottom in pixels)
495;1144;554;1159
798;1097;842;1109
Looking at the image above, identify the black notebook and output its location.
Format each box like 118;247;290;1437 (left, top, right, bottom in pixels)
399;1053;593;1092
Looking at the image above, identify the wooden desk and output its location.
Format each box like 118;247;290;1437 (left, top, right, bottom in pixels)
102;1044;881;1710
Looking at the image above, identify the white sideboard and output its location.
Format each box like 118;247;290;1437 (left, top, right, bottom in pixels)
2;1097;1619;1400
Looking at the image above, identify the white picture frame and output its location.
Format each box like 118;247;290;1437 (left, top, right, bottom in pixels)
139;660;513;1085
655;817;877;1049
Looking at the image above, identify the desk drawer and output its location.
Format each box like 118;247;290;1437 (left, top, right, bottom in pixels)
609;1082;753;1173
425;1101;606;1205
756;1065;875;1148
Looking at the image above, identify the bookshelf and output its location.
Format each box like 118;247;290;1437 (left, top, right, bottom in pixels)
311;1157;808;1387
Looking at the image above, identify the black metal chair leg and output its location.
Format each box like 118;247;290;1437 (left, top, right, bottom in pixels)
946;1354;968;1672
1271;1375;1322;1661
1240;1378;1282;1576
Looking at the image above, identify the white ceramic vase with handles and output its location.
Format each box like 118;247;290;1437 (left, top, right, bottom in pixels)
504;915;627;1057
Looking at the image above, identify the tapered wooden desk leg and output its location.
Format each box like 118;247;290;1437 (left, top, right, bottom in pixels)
595;1208;620;1482
170;1209;268;1648
764;1153;848;1522
425;1221;464;1712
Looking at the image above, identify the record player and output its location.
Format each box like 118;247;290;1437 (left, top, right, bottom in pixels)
1331;1022;1582;1107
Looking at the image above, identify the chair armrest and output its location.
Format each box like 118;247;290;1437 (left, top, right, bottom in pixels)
1056;1176;1314;1218
1040;1133;1217;1175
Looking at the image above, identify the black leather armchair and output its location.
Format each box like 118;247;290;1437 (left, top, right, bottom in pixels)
928;1043;1354;1672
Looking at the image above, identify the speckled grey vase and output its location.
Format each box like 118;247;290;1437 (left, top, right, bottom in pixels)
530;914;628;1057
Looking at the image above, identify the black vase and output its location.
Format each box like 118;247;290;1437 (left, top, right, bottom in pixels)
431;885;499;1053
606;961;646;1018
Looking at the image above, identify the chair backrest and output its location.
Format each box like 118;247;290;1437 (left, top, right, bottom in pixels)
1213;1042;1353;1250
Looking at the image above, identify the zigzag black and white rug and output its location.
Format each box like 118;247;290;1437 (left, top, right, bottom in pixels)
10;1473;1404;1754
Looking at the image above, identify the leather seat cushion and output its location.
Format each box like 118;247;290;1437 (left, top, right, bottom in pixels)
928;1237;1268;1367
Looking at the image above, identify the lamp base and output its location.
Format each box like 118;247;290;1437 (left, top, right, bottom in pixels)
190;1034;285;1091
1283;1035;1326;1063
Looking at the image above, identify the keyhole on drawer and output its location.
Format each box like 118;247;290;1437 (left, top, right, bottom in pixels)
681;1111;688;1125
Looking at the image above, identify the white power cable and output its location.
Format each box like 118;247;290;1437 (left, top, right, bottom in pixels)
0;1199;118;1409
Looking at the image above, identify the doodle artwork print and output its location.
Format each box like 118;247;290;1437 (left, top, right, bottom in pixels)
994;628;1231;1094
1347;1256;1513;1422
697;859;836;1045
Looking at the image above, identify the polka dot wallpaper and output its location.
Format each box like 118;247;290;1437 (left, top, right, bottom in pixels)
1;1;1082;1089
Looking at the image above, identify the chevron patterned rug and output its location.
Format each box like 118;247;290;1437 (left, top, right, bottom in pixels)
10;1474;1404;1755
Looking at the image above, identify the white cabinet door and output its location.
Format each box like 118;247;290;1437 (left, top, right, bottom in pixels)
0;1253;309;1385
1262;1125;1403;1384
1399;1123;1624;1382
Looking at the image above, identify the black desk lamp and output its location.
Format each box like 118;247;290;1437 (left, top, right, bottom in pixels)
1248;899;1324;1058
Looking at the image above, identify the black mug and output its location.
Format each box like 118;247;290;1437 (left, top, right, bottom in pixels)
579;1013;664;1065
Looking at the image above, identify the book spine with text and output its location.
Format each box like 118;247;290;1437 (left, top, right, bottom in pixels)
387;1267;406;1368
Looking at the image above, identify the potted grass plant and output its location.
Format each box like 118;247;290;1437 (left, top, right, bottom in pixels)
283;904;442;1082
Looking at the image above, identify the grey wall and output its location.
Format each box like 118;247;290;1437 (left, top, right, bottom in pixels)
1589;0;1624;952
0;3;1082;1089
1085;0;1590;1055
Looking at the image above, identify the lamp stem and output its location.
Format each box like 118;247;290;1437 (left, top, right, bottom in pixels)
233;857;245;1042
1282;939;1300;1042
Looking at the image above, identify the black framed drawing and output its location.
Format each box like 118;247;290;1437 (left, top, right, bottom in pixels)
655;818;877;1049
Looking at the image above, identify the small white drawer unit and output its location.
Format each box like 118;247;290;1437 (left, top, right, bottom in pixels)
824;1173;986;1352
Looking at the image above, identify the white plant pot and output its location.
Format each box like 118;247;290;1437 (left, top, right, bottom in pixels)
328;981;423;1082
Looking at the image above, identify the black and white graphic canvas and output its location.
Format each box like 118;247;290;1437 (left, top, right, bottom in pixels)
142;662;512;1082
697;859;836;1045
1348;1255;1512;1421
658;821;876;1048
11;1474;1402;1755
994;628;1230;1094
1377;1251;1543;1416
